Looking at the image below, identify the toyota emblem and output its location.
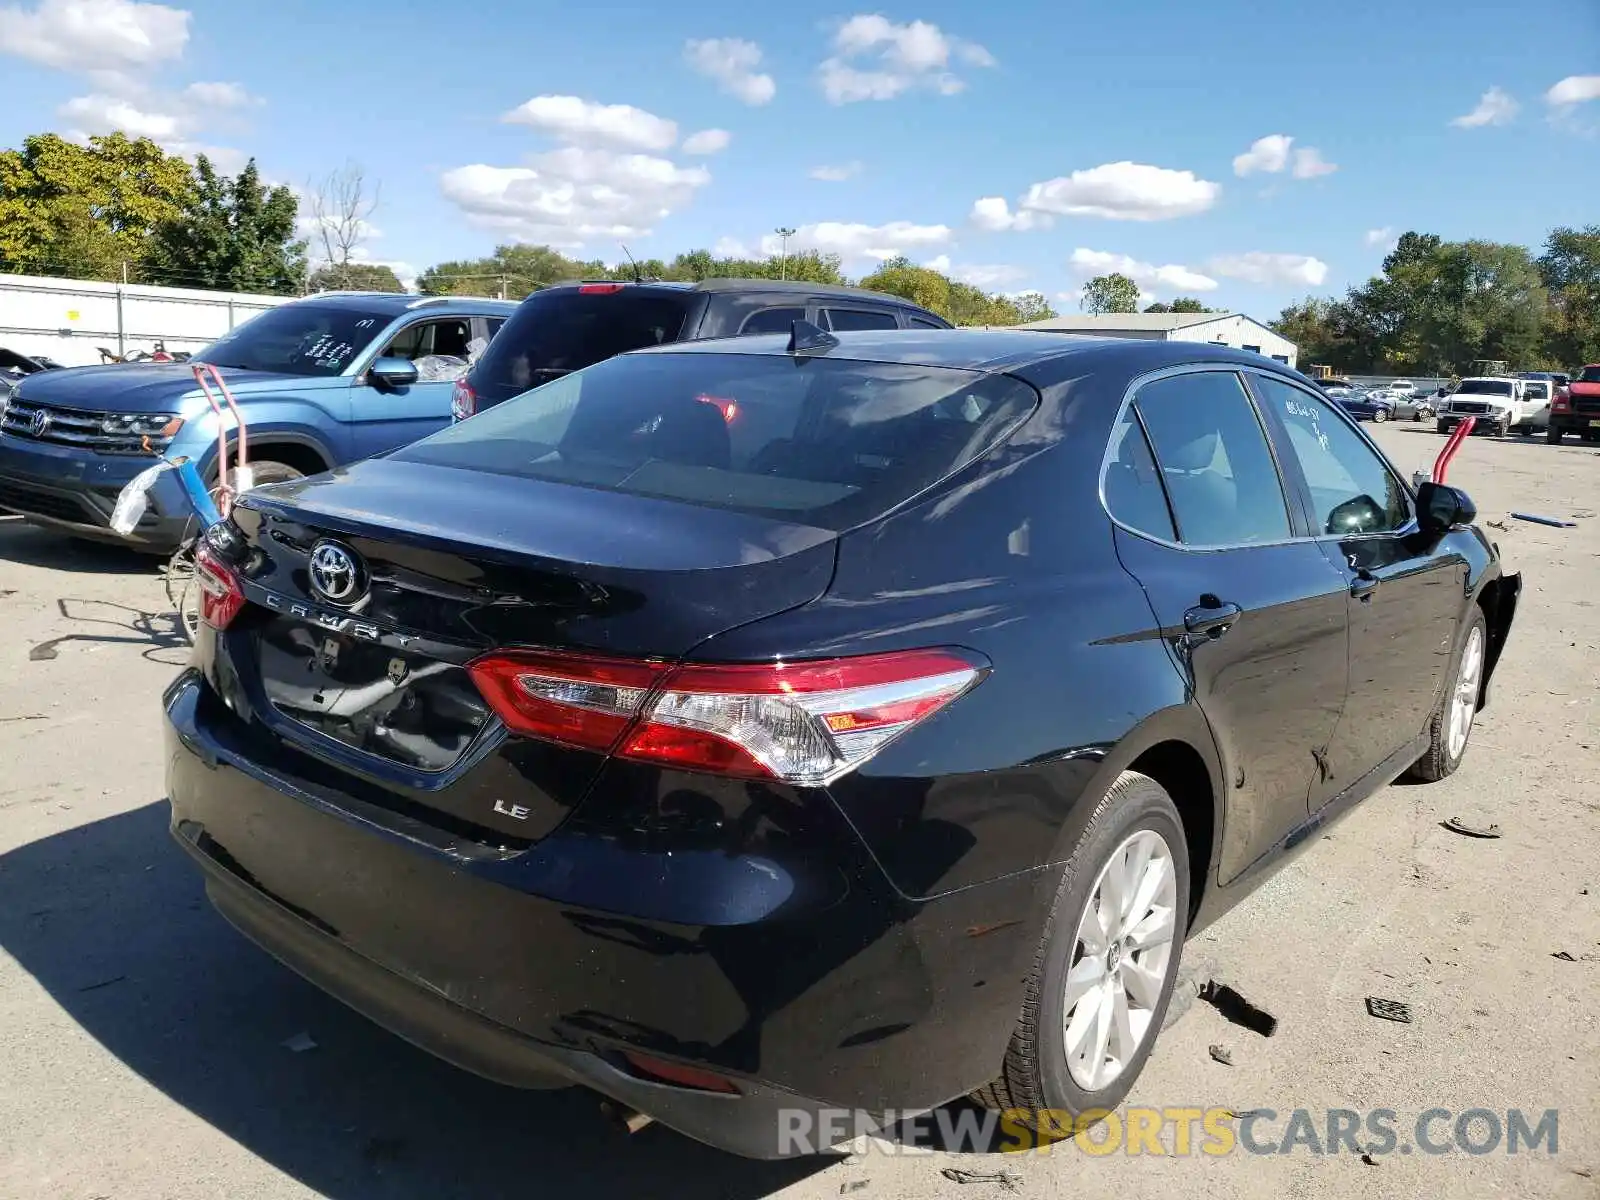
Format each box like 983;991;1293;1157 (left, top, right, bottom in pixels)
28;408;51;438
307;540;366;606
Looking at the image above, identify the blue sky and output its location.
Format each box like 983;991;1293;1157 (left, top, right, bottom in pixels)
1;0;1597;316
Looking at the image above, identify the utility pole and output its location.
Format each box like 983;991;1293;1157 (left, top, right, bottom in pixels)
774;227;795;280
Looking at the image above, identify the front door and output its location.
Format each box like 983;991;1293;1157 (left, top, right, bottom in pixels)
1249;373;1467;801
350;316;481;458
1107;367;1350;883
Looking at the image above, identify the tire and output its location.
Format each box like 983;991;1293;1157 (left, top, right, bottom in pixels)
971;771;1190;1135
1406;608;1488;783
227;459;303;493
1545;426;1562;444
1495;421;1510;438
1435;421;1450;435
1372;407;1388;423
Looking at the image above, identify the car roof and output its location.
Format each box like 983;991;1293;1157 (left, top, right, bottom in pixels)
541;277;927;308
291;292;519;316
624;326;1284;376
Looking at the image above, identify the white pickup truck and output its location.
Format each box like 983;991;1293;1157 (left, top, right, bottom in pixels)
1435;376;1551;436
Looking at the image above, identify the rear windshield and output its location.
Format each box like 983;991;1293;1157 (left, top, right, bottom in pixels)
397;350;1039;529
197;304;390;376
1524;382;1549;397
1454;380;1513;396
469;288;693;406
1581;366;1600;383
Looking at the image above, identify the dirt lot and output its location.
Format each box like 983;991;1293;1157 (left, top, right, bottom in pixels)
1;423;1597;1200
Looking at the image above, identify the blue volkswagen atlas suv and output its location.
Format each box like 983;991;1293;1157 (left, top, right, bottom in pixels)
0;292;515;551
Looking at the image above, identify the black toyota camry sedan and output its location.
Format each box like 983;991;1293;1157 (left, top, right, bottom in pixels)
165;327;1520;1157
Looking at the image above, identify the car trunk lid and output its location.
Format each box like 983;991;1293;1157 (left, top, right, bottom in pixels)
218;457;837;842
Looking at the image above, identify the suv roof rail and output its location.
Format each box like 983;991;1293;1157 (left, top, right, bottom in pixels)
404;296;455;308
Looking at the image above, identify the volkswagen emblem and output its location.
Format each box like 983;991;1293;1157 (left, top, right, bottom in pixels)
27;408;51;438
307;540;366;606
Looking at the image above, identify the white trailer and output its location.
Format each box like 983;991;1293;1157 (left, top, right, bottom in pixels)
0;272;294;367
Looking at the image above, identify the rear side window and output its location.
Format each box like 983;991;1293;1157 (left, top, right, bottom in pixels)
1104;410;1176;541
396;351;1039;530
910;317;945;330
824;308;899;331
739;306;806;335
1134;371;1291;546
469;289;691;406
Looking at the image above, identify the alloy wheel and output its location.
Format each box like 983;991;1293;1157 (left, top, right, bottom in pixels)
1062;829;1178;1091
1447;625;1484;760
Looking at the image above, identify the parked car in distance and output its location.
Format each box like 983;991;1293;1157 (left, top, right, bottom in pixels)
1331;388;1395;422
165;329;1520;1158
1436;376;1549;436
450;277;954;421
1549;363;1600;443
1382;391;1436;421
0;292;516;550
1387;379;1417;398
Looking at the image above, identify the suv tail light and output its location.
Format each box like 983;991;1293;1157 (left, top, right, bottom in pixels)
468;647;987;785
193;542;245;630
451;377;477;421
1553;387;1571;412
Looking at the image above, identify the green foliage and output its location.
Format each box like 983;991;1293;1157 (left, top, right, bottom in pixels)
1081;273;1140;315
145;157;305;294
0;132;193;276
1273;228;1592;374
309;262;405;293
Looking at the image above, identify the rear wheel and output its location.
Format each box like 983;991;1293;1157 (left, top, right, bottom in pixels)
1407;608;1487;783
1372;407;1388;423
1546;426;1563;444
971;771;1189;1135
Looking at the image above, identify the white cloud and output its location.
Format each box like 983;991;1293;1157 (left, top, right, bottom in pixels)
968;195;1048;232
752;220;952;262
182;80;253;108
948;261;1028;289
1208;252;1328;287
59;91;180;138
684;37;775;105
501;95;678;152
1233;134;1293;176
440;148;711;246
1365;226;1396;248
1451;86;1519;128
810;161;863;181
1291;147;1337;178
1016;162;1220;222
713;235;753;258
1545;75;1600;109
0;0;188;71
818;14;994;104
1069;247;1218;293
681;128;730;155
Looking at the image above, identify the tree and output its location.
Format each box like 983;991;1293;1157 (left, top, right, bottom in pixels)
1080;273;1139;314
0;132;193;278
306;163;380;290
418;244;607;296
145;156;305;294
1011;291;1056;323
858;258;951;315
1139;299;1209;315
308;262;404;293
1539;225;1600;366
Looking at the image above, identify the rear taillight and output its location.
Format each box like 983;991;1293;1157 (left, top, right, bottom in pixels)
193;543;245;630
1553;389;1571;412
469;647;987;784
451;377;477;421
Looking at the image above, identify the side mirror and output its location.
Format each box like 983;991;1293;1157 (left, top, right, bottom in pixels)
1416;481;1476;533
368;356;419;391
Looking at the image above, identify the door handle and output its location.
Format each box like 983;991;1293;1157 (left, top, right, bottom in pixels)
1350;571;1380;602
1183;598;1243;642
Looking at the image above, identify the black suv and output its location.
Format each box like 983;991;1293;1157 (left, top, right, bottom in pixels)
450;278;952;419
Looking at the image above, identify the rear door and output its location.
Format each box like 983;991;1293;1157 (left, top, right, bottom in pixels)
1105;366;1350;883
349;316;478;457
1248;372;1465;795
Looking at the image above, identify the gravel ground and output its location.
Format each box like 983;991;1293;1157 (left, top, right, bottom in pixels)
0;422;1596;1199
